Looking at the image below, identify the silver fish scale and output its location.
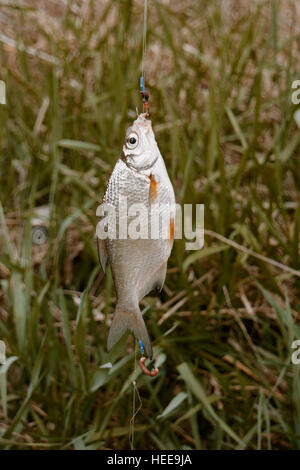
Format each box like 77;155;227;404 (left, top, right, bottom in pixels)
103;158;173;307
104;159;171;240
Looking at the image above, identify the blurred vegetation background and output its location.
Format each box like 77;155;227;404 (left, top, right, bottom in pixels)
0;0;300;450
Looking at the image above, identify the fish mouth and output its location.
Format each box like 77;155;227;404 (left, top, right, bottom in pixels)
134;113;152;129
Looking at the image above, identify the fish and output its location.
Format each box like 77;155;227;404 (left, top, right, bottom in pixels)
97;113;175;358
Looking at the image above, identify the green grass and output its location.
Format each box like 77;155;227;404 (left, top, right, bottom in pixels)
0;0;300;450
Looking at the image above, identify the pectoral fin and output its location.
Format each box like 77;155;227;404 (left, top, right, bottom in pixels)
149;173;160;203
97;238;108;273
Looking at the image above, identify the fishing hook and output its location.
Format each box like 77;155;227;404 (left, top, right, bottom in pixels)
138;340;159;376
139;357;159;377
140;76;150;116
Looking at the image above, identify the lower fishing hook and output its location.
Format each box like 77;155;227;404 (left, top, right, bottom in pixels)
139;356;159;377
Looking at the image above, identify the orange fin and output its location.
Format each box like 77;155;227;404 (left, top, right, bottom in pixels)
149;173;159;203
169;218;175;242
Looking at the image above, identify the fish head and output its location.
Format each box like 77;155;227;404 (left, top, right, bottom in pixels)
121;114;159;171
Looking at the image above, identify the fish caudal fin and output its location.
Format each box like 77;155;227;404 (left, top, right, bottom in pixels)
107;306;153;358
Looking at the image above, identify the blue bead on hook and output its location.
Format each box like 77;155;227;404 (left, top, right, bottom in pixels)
139;76;149;115
140;76;145;93
138;339;159;377
139;340;144;355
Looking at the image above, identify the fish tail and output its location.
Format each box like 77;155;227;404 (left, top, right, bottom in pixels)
107;305;153;358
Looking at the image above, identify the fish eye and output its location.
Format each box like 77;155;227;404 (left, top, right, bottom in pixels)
126;132;139;149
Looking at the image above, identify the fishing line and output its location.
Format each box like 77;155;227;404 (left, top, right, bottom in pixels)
129;341;142;450
129;0;149;450
140;0;150;114
141;0;148;85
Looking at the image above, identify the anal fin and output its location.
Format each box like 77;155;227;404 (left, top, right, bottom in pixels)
139;262;167;300
155;261;167;292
